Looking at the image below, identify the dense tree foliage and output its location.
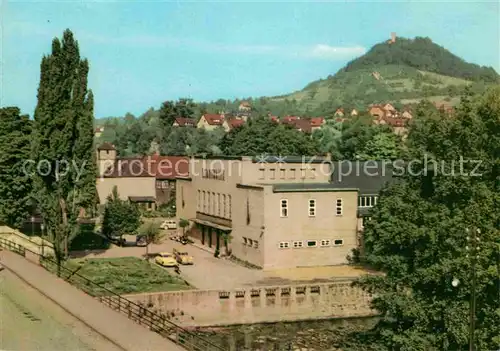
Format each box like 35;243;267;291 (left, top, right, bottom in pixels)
337;115;403;160
31;29;97;274
0;107;33;228
219;117;320;156
342;37;499;82
102;186;141;239
345;87;500;350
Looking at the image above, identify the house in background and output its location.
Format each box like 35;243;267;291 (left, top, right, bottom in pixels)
222;118;245;132
96;143;189;210
238;101;251;112
94;127;104;138
350;109;359;117
173;117;196;127
197;114;225;131
334;108;345;117
310;117;326;132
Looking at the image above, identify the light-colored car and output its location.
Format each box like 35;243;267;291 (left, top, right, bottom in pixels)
160;220;177;230
173;249;194;265
154;252;178;267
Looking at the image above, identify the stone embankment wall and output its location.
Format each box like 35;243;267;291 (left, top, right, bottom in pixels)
124;281;377;327
0;226;54;257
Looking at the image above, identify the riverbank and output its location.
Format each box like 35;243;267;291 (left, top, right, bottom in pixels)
193;317;379;350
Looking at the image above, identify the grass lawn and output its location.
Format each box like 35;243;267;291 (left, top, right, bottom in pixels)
43;256;190;296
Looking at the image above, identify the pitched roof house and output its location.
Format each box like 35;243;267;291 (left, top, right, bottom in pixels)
310;117;325;131
334;108;345;117
173;117;196;127
223;118;245;132
197;114;225;130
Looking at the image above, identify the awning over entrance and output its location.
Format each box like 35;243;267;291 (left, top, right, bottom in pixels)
190;218;231;231
128;196;156;203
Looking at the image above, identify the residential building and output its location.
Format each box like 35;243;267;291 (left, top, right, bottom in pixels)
222;118;245;132
94;127;104;138
96;143;189;209
310;117;326;132
197;114;225;131
173;117;196;127
350;109;359;117
238;101;251;112
334;108;344;117
176;155;360;270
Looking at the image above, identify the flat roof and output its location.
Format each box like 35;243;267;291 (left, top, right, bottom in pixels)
272;183;358;193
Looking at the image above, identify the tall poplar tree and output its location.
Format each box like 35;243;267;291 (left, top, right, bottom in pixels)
0;107;33;228
32;29;97;274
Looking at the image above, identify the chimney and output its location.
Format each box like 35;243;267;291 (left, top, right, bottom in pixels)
391;32;396;43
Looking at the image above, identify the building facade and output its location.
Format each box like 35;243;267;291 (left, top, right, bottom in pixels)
176;156;360;270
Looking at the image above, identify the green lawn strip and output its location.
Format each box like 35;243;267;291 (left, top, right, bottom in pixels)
42;256;190;296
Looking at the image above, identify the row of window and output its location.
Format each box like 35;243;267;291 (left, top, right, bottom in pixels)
280;199;343;217
358;196;378;208
242;237;259;249
197;190;232;219
279;239;344;249
259;167;317;180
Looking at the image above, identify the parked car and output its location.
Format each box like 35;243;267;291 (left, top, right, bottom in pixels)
135;235;147;247
173;248;194;265
108;235;126;247
160;220;177;230
154;252;178;267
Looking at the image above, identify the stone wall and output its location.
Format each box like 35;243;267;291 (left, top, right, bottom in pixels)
124;281;376;327
0;226;54;257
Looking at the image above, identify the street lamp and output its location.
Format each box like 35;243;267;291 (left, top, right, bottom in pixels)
465;227;481;351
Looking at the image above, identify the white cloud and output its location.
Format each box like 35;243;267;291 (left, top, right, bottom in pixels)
7;21;365;60
307;44;366;59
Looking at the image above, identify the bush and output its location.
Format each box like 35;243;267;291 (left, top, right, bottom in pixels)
102;186;141;238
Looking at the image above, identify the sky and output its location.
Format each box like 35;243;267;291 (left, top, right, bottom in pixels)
1;0;499;118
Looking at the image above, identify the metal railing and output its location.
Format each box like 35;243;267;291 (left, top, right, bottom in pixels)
0;237;226;351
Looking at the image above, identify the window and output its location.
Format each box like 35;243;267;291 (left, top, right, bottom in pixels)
321;239;330;247
243;237;248;245
197;190;201;211
156;181;162;189
333;239;344;246
279;242;290;249
222;194;227;218
259;168;265;179
309;168;316;179
336;199;343;216
300;168;306;179
280;199;288;217
280;169;286;179
203;191;207;212
307;240;317;247
228;195;232;218
253;241;259;249
270;168;276;179
161;181;169;189
289;168;296;179
216;193;220;216
358;196;378;208
308;199;316;217
293;241;303;248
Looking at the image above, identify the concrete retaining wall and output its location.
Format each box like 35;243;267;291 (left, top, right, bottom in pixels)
124;281;376;327
0;226;54;257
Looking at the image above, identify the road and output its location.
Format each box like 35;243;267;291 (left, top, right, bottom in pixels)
0;269;122;351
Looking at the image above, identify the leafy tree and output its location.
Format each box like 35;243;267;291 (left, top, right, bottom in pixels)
0;107;33;228
137;220;163;257
31;29;97;275
346;87;500;350
102;186;141;239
